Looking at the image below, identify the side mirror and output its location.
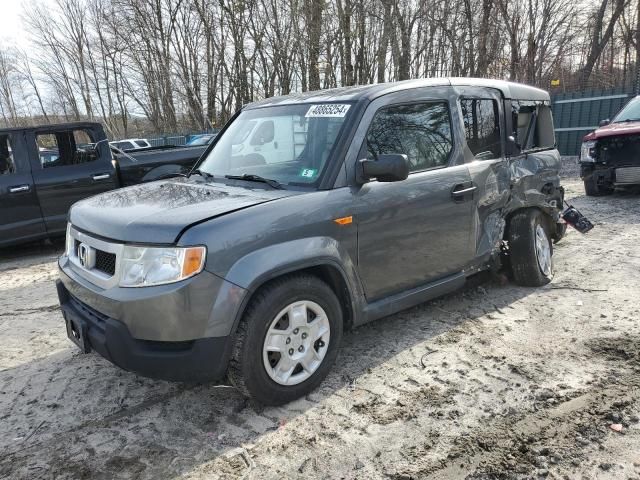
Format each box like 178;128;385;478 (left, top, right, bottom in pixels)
599;119;610;127
358;154;409;183
506;135;521;156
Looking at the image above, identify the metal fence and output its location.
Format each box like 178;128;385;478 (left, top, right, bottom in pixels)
145;129;220;148
552;87;636;155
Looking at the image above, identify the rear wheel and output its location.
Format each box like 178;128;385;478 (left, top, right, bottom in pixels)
508;209;554;286
553;222;567;244
228;274;343;405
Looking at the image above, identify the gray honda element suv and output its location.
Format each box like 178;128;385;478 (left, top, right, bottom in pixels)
57;78;565;405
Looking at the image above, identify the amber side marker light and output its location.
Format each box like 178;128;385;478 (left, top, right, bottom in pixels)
334;216;353;225
182;246;206;277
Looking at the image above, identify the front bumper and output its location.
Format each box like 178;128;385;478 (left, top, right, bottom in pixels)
58;255;247;341
581;163;640;186
57;279;232;382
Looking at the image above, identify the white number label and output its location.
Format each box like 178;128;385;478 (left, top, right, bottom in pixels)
305;104;351;118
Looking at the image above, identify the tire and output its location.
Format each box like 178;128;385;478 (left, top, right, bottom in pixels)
508;209;554;287
228;274;343;405
584;175;613;196
583;175;601;196
553;222;567;244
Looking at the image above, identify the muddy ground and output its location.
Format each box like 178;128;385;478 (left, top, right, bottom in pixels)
1;173;639;479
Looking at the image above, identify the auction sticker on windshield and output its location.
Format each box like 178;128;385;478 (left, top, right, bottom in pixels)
306;104;351;118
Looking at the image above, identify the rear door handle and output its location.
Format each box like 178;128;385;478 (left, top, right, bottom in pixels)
9;185;30;193
92;173;110;181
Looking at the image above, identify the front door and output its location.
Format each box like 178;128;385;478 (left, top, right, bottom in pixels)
0;131;45;247
354;98;475;301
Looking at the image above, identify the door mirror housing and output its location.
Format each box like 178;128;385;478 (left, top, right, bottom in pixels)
358;154;410;183
506;135;521;157
599;119;610;127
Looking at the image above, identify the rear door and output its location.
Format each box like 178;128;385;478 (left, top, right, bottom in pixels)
0;131;46;247
454;87;511;262
28;126;117;235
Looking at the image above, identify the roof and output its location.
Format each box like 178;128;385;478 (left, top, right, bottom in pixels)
0;121;103;134
247;78;550;109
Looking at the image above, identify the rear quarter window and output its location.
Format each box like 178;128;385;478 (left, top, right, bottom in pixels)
511;101;555;151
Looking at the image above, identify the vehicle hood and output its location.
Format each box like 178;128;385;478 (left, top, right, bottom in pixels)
584;121;640;141
69;179;295;243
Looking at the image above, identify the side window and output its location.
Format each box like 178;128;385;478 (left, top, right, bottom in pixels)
460;98;501;159
0;134;16;176
511;101;555;152
366;102;453;172
36;129;98;168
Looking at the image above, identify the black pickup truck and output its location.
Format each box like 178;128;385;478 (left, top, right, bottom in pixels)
0;122;205;248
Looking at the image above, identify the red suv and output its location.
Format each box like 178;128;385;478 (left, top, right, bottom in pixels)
580;95;640;195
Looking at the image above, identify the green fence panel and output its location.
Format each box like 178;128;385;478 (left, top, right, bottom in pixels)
551;87;635;155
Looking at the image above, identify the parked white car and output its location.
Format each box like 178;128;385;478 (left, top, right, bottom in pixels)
109;138;152;151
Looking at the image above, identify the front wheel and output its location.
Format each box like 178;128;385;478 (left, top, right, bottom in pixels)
228;274;343;405
508;209;554;286
584;175;613;196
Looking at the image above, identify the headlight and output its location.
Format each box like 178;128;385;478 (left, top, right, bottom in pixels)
120;245;206;287
580;141;596;162
65;223;74;257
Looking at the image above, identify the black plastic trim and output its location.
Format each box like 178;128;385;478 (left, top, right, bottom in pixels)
57;279;232;382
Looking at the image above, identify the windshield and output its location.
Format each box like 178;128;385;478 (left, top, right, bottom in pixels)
196;103;353;186
613;97;640;123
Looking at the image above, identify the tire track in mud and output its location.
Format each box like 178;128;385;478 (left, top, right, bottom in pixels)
385;335;640;479
0;384;196;464
0;305;59;317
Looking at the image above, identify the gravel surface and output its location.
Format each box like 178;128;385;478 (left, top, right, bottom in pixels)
1;177;639;479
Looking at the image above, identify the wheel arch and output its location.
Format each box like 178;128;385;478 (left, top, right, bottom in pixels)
228;259;358;340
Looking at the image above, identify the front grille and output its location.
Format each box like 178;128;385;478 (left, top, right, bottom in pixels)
95;249;116;276
68;226;121;289
599;135;640;167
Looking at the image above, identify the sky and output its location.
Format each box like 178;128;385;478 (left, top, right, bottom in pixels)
0;0;33;50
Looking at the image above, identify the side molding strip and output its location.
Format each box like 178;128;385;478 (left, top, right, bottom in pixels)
359;272;466;325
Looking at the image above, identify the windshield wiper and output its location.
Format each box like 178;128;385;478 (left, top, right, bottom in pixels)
225;174;283;189
614;118;640;123
191;169;214;180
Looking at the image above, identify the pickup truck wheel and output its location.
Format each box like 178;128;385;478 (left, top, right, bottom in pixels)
583;175;613;196
228;274;343;405
583;175;601;196
508;209;554;286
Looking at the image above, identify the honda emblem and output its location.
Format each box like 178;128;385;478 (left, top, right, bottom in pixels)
77;243;95;269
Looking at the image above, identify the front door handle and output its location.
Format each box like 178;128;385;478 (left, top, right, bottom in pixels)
451;184;477;201
92;173;110;181
9;185;30;193
452;186;477;195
